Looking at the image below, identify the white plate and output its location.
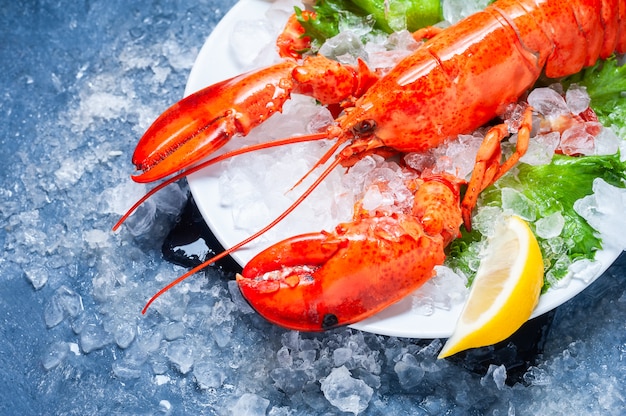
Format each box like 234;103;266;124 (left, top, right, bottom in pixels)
184;0;620;338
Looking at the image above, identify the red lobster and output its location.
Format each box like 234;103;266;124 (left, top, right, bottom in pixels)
119;0;626;331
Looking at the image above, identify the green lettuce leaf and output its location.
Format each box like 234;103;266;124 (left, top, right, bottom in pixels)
447;154;626;290
296;0;442;47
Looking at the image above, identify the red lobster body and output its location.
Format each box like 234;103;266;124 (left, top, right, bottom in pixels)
338;0;626;154
127;0;626;331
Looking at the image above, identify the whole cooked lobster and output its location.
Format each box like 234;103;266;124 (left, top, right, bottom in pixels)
119;0;626;331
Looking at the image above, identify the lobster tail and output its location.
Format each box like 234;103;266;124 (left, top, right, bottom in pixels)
492;0;626;78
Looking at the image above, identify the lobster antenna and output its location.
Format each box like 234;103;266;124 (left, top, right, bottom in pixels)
142;155;344;314
112;132;328;231
288;137;346;192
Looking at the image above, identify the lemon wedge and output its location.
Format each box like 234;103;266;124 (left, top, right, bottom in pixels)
438;215;544;359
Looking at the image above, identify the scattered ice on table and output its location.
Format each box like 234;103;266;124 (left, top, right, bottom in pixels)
44;285;84;328
41;341;71;371
54;157;87;189
22;264;49;290
320;366;374;415
481;364;507;390
230;393;270;416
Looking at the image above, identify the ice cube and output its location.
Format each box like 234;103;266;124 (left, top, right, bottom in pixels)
443;0;493;23
121;200;157;237
534;211;565;239
441;133;484;179
574;178;626;250
520;132;560;166
319;31;367;65
404;151;435;173
501;187;536;221
44;285;84;328
230;393;270;416
523;366;552;386
568;259;603;284
230;20;277;68
565;84;591;115
80;323;112;354
480;364;507;390
107;319;137;349
193;361;226;390
394;353;425;390
594;127;620;156
333;347;353;367
320;366;374;415
361;185;384;211
560;122;601;156
166;340;194;374
22;264;49;290
527;87;570;119
41;341;70;371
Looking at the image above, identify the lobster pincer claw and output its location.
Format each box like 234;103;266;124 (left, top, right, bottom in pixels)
131;62;298;183
236;214;447;332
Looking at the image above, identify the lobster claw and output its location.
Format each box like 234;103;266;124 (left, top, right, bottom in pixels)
131;62;298;183
237;214;447;331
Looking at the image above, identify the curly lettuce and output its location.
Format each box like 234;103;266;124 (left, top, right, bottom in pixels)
295;0;442;46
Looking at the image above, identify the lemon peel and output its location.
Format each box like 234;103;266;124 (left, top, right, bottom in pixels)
438;215;544;359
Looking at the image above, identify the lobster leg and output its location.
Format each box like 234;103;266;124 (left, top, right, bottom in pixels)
461;106;533;228
237;175;462;331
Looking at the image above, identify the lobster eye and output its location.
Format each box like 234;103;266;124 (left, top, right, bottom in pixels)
353;119;377;136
